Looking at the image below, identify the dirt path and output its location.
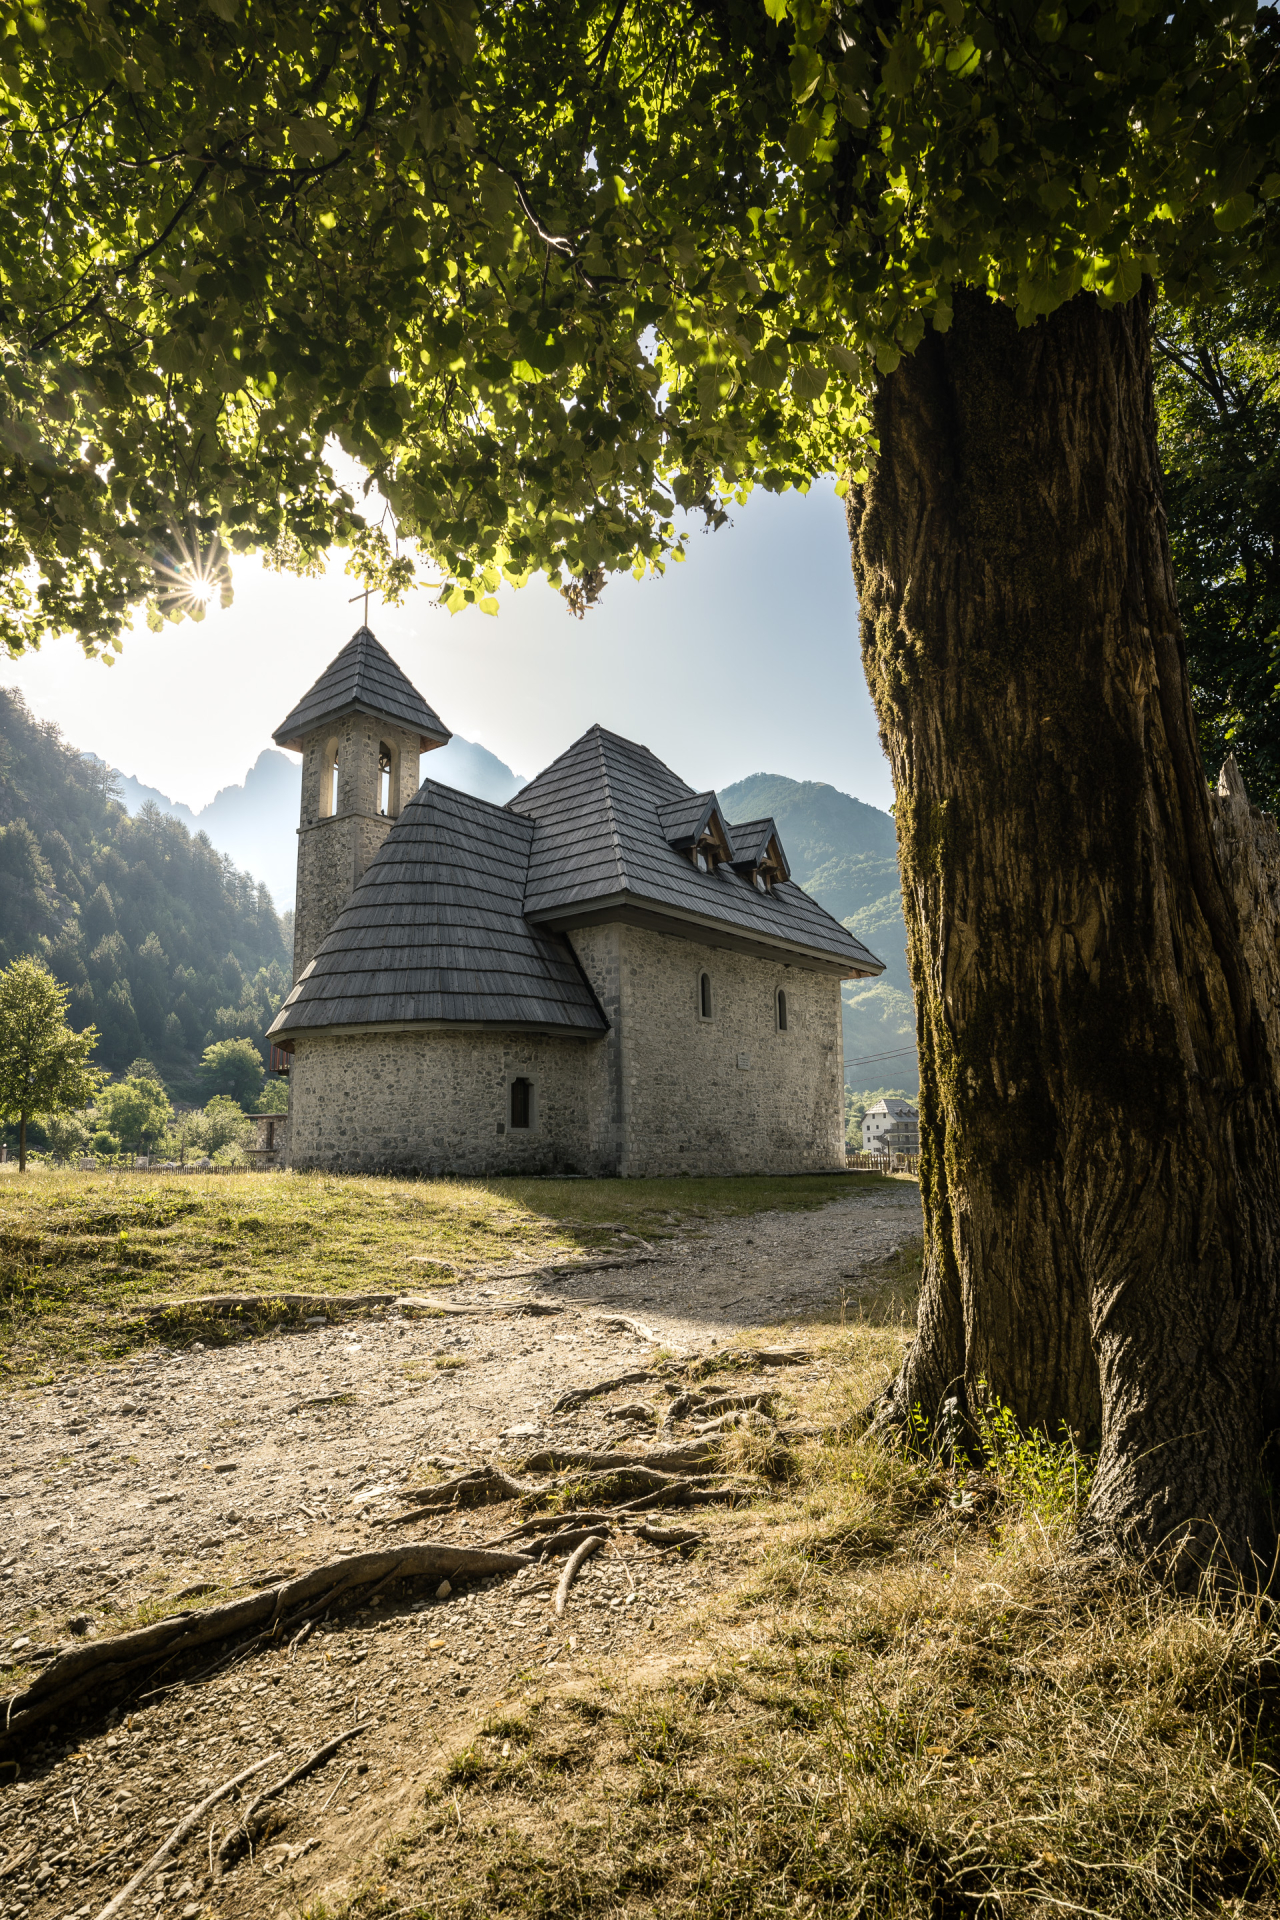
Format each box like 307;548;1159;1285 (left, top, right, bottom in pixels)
0;1179;919;1920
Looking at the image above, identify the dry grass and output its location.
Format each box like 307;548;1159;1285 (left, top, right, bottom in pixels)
0;1166;872;1381
302;1326;1280;1920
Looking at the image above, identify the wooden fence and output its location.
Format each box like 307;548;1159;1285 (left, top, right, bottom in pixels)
846;1149;921;1176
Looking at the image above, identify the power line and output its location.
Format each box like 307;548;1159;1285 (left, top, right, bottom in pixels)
844;1045;918;1068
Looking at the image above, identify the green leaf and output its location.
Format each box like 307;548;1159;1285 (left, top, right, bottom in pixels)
1214;192;1255;232
882;33;923;98
790;362;828;399
784;117;817;164
790;49;824;104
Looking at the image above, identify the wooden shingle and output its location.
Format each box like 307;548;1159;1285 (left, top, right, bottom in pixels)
268;782;607;1042
272;627;451;751
511;726;882;975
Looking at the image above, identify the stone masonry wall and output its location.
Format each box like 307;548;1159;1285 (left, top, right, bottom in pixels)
286;1028;612;1176
569;923;846;1176
284;923;846;1178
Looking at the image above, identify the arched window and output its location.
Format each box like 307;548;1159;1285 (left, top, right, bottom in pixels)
320;737;340;819
777;988;788;1032
510;1077;532;1130
699;972;712;1020
378;740;401;817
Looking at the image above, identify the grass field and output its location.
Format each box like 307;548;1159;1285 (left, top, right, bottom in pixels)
0;1166;881;1381
295;1321;1280;1920
6;1168;1278;1916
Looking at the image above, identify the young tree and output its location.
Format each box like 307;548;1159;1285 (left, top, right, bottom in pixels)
183;1095;254;1160
199;1038;265;1108
257;1078;290;1116
11;1;1280;1569
0;958;101;1171
97;1073;174;1155
41;1109;91;1164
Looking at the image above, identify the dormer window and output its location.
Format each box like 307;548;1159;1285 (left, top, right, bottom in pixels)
726;817;791;891
658;791;733;871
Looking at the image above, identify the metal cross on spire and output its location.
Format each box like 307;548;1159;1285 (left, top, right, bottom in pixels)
349;586;376;627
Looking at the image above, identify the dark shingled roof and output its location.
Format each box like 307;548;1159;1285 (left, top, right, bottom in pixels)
509;726;882;975
272;627;452;751
267;781;607;1041
656;791;724;850
727;816;790;880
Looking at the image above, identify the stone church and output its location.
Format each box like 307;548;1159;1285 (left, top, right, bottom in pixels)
264;626;883;1176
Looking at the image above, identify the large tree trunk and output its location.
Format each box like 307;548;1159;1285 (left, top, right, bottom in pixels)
848;286;1280;1575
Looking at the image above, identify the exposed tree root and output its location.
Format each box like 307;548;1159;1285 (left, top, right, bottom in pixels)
1;1544;528;1756
633;1523;702;1549
94;1752;281;1920
555;1536;606;1616
215;1720;372;1870
551;1368;670;1412
139;1291;399;1322
480;1509;619;1546
372;1466;538;1520
518;1442;720;1473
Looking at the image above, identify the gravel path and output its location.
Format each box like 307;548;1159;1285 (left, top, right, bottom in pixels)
0;1178;920;1920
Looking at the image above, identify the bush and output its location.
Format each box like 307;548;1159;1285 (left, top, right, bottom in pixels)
257;1076;289;1114
41;1111;91;1162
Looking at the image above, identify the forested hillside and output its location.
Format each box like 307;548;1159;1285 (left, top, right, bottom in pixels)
720;773;916;1091
0;689;289;1084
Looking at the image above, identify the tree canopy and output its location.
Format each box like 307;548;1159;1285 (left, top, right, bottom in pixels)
6;0;1280;653
96;1063;173;1150
1155;288;1280;814
199;1035;265;1105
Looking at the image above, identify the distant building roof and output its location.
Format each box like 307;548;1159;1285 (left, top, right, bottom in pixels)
272;627;452;752
865;1099;918;1118
268;781;607;1043
510;726;881;976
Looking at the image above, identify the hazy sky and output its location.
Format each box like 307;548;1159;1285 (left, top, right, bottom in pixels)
1;478;893;814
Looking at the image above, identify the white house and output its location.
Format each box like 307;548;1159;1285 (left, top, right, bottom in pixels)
861;1098;919;1154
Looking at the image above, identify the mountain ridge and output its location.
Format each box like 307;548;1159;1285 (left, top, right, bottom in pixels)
0;688;290;1087
117;736;526;907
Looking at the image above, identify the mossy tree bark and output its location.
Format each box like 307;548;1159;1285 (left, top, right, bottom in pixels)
848;286;1280;1574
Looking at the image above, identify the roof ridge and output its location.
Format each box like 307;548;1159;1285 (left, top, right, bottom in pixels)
595;727;629;890
418;776;535;826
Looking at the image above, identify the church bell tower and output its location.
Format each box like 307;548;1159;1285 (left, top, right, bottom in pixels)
272;626;451;982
